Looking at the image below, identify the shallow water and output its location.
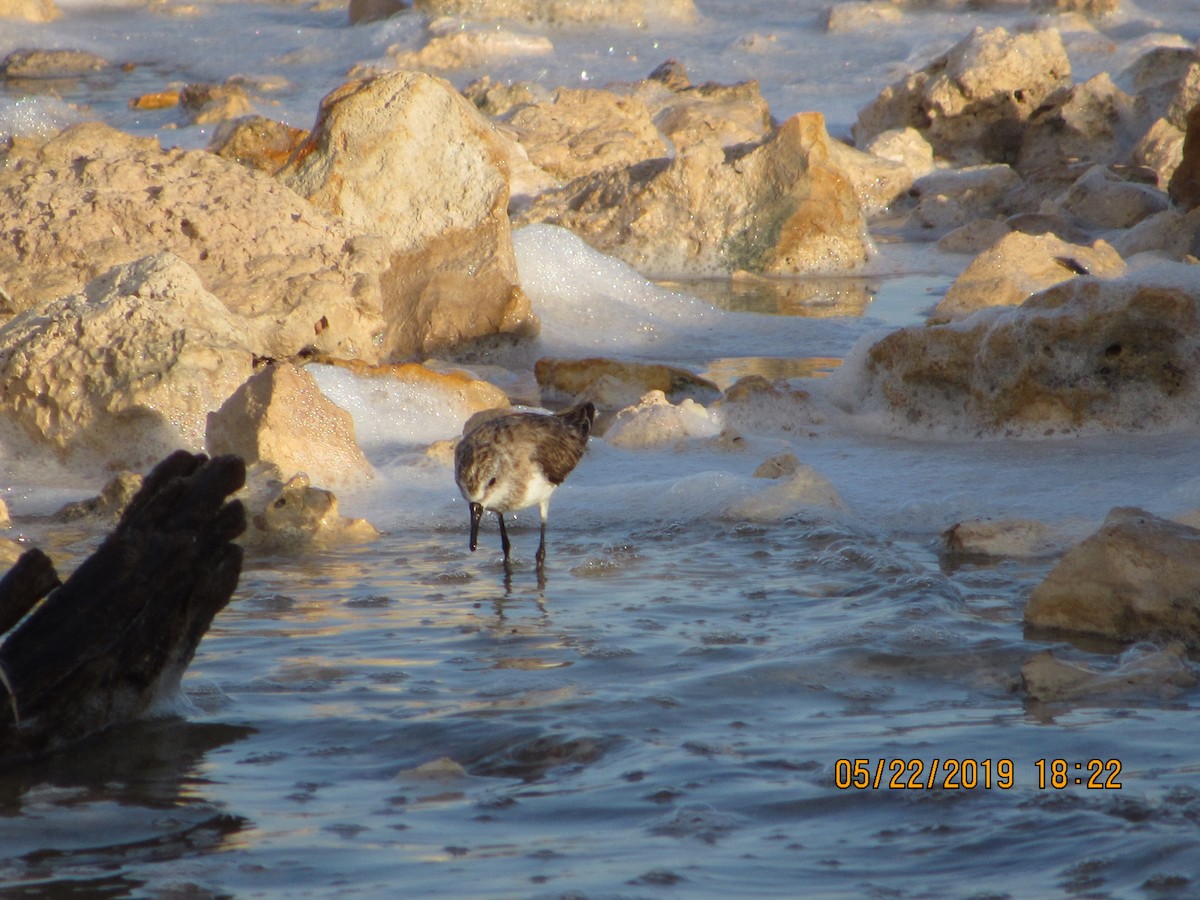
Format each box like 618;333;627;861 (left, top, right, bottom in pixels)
5;0;1200;897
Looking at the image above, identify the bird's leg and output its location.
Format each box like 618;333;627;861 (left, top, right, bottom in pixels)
535;501;548;570
496;511;511;561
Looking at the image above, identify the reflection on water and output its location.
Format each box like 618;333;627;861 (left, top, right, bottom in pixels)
660;275;877;318
4;517;1199;897
702;355;841;390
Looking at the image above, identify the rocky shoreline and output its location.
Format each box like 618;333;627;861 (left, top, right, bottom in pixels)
3;0;1200;704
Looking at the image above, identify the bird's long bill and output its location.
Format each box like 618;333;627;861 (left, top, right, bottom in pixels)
468;502;483;552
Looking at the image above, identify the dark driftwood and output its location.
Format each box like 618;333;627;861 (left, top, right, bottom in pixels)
0;451;246;763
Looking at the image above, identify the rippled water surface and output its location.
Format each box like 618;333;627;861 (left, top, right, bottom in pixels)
4;0;1200;896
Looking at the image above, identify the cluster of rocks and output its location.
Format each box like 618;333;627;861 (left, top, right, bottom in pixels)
2;0;1200;695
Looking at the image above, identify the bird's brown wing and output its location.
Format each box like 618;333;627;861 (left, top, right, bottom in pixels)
533;421;588;486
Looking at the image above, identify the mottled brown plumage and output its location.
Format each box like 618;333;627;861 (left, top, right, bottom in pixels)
454;401;595;570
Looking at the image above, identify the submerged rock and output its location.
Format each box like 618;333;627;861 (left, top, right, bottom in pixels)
722;454;844;522
0;122;386;361
208;115;308;174
535;356;720;409
0;253;254;469
933;231;1125;319
279;72;536;358
842;264;1200;436
518;112;872;277
1021;643;1198;704
1024;508;1200;646
51;472;143;523
206;363;374;488
941;517;1072;559
853;26;1072;165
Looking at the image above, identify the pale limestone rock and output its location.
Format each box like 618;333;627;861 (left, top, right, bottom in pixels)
1131;117;1184;189
1;49;104;78
1062;164;1170;229
279;72;536;358
603;391;721;448
0;0;57;21
411;0;696;26
0;496;9;529
306;355;510;417
242;471;380;552
1016;72;1138;173
1029;0;1118;16
535;357;720;409
0;253;254;469
206;364;374;488
861;127;937;178
907;164;1023;234
503;87;665;183
462;76;549;117
390;18;554;70
1108;209;1200;260
936;218;1012;255
642;79;772;152
933;231;1125;318
823;1;903;32
826;139;915;216
843;264;1200;436
1022;644;1198;704
0;123;387;361
0;539;20;568
722;458;844;522
1025;508;1200;646
941;517;1071;558
852;26;1071;165
517;112;872;278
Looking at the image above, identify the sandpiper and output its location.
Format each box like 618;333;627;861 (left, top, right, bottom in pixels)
454;401;596;570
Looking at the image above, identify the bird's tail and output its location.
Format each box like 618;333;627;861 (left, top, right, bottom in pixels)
557;401;596;440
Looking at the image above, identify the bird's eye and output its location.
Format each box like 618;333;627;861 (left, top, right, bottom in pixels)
486;477;498;489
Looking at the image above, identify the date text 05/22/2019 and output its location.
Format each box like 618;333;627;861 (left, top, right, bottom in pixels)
833;758;1123;791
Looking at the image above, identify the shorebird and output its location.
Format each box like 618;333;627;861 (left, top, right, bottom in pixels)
454;401;595;570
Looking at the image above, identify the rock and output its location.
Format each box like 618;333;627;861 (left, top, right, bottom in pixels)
411;0;697;26
1108;209;1200;260
826;139;915;216
0;253;254;469
1131;117;1185;189
208;115;308;174
1024;507;1200;646
936;218;1012;254
861;127;937;179
641;78;773;152
462;76;549;117
941;517;1071;558
348;0;406;24
503;87;666;182
51;472;143;523
852;26;1072;165
517;112;872;278
0;451;245;762
932;231;1125;318
279;72;536;358
1021;644;1198;705
535;357;720;409
1062;164;1170;229
0;0;57;21
0;122;387;361
840;263;1200;436
0;498;8;530
206;363;373;488
1168;103;1200;211
306;354;510;417
715;375;825;437
1;49;105;79
241;471;379;552
906;164;1023;234
1124;47;1199;131
823;1;903;32
722;456;844;522
602;391;721;448
179;82;254;125
1016;72;1138;174
390;18;554;70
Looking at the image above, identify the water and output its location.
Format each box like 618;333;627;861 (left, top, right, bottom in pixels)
4;0;1200;897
